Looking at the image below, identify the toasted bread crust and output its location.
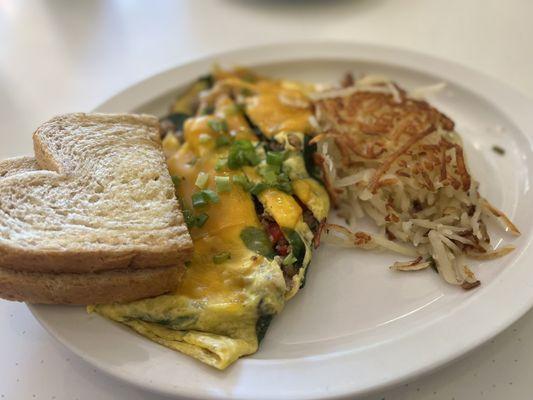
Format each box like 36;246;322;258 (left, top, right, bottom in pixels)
0;245;191;273
0;265;185;305
0;114;192;273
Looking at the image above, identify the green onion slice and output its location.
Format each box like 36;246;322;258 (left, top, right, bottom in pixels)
215;176;231;193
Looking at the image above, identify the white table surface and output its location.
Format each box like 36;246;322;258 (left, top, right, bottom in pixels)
1;0;532;399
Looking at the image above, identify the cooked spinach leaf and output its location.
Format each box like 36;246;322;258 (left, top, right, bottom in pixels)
303;135;322;182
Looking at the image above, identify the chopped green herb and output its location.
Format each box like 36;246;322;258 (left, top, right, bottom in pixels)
192;189;220;208
171;176;181;188
208;119;228;133
195;212;209;227
191;192;208;208
240;226;275;258
215;176;231;193
232;174;252;191
266;151;286;167
183;208;209;229
492;145;505;155
214;158;228;171
283;228;305;264
256;166;293;194
213;251;231;264
215;135;231;148
275;183;293;194
195;172;209;188
258;164;279;185
227;140;261;169
274;172;293;194
282;253;297;266
250;182;269;195
202;189;220;203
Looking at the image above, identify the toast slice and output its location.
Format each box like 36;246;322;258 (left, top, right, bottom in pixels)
0;113;192;274
0;264;184;304
0;151;188;304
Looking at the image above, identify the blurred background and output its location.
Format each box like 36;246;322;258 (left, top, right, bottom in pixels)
0;1;532;399
1;0;532;158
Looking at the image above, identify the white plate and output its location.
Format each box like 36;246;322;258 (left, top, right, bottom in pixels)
28;42;533;400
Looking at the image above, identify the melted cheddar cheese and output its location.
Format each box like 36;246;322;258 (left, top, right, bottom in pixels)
245;81;313;138
259;189;302;230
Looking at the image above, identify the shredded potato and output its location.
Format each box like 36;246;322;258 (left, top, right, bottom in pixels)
313;74;520;289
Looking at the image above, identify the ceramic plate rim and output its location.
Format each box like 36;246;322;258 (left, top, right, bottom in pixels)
29;41;533;400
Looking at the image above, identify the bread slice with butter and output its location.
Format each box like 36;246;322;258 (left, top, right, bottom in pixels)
0;113;192;304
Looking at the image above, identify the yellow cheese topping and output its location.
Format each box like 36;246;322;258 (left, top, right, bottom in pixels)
245;80;313;138
259;189;302;229
167;152;262;300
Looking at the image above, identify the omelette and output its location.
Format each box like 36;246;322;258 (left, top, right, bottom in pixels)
91;68;330;369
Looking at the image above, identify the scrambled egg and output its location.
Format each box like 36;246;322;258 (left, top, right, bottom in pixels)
91;68;330;369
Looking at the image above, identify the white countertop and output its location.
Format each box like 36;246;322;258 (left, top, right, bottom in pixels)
1;1;532;398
